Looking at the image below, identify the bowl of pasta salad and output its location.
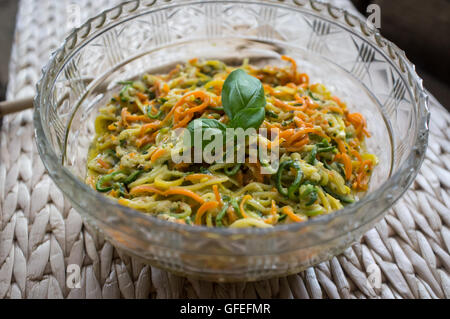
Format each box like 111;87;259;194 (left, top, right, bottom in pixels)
34;0;429;281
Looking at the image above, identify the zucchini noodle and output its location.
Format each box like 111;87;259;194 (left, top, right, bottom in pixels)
86;57;377;227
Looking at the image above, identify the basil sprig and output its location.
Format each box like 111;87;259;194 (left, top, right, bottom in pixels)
221;69;266;129
186;69;266;150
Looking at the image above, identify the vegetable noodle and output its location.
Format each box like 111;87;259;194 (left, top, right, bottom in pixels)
86;57;377;227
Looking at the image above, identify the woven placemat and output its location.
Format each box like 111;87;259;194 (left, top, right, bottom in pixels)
1;0;449;299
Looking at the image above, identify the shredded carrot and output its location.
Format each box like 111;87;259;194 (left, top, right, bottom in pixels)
150;148;166;163
130;185;206;204
212;184;222;206
286;128;316;145
97;158;110;169
347;112;370;138
161;83;170;96
227;206;237;224
337;153;352;180
335;138;347;154
350;149;362;162
323;105;344;115
139;121;161;136
265;200;278;224
166;65;180;80
164;188;205;204
130;185;165;196
183;91;210;115
281;206;303;223
121;108;129;127
160;106;177;126
239;195;252;218
136;134;152;148
195;201;219;225
271;200;277;216
294;116;314;128
135;91;148;102
125;114;154;123
356;160;373;190
173;105;185;124
173;112;193;129
284;137;309;152
279;129;295;139
273;98;304;112
331;96;346;109
281;55;297;83
109;189;118;197
297;73;309;85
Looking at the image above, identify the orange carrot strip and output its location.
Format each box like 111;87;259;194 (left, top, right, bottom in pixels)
239;195;252;218
184;91;210;115
335;138;347;154
356;160;373;190
173;105;185;124
271;200;277;216
285;137;309;151
350;149;362;162
227;206;237;224
150;148;166;163
341;153;352;180
212;185;222;206
195;201;219;225
265;200;278;224
173;112;193;129
281;55;297;83
273;98;303;111
279;129;295;139
331;96;346;109
346;112;369;138
139;121;161;136
165;188;205;204
281;206;303;222
97;158;110;169
121;108;129;127
136;91;148;102
297;73;309;85
136;134;152;148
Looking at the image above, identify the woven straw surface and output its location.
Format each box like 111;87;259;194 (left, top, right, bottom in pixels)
1;0;449;299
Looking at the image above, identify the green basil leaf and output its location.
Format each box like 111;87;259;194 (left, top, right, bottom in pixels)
221;69;266;122
187;118;228;148
228;107;265;129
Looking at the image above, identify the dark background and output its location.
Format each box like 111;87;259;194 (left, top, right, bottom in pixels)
0;0;448;108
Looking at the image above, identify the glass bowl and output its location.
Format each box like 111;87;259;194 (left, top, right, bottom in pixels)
34;0;429;282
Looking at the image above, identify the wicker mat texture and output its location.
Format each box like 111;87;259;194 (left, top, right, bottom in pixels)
1;0;449;299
